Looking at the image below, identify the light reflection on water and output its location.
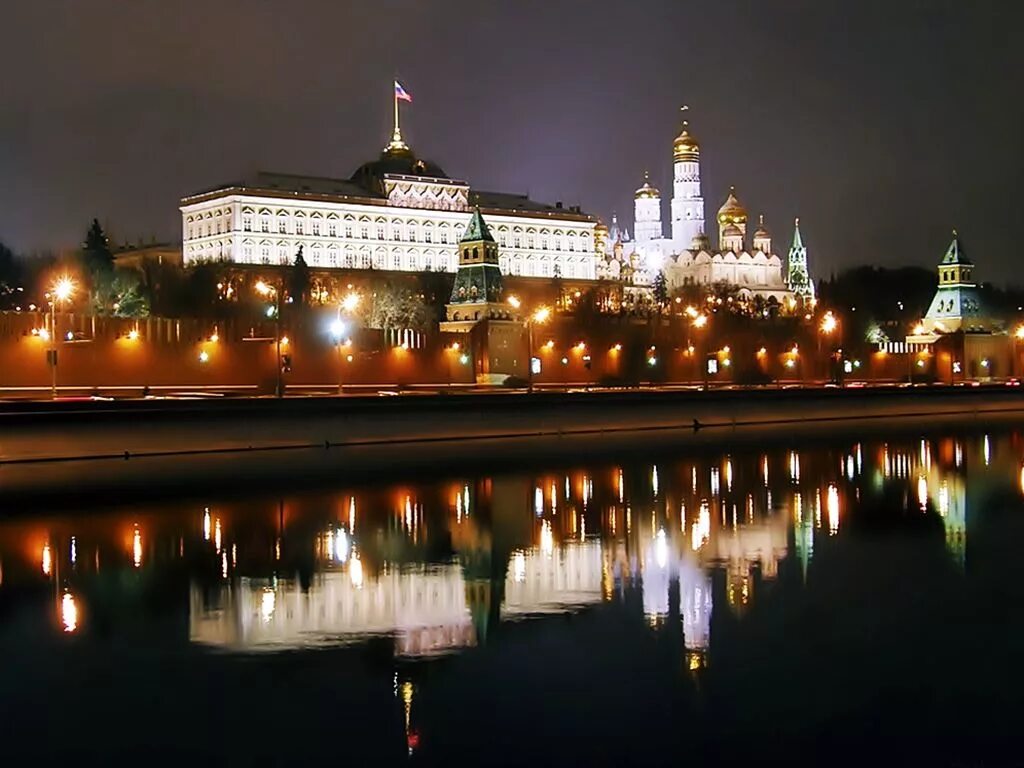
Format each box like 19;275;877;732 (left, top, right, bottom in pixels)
1;429;1023;763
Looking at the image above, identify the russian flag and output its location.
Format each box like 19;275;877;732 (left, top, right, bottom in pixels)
394;81;412;102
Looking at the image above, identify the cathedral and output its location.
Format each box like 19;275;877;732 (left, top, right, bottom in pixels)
597;111;815;304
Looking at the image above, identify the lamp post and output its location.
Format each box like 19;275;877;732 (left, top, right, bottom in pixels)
819;311;838;384
526;306;551;394
256;279;284;398
48;277;75;400
691;313;708;390
328;292;360;395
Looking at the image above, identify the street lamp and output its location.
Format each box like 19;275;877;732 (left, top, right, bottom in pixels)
330;292;360;395
256;279;284;398
819;311;838;383
48;276;76;399
690;313;708;389
526;306;551;393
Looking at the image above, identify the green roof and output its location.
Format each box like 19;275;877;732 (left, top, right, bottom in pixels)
460;208;495;244
941;232;971;265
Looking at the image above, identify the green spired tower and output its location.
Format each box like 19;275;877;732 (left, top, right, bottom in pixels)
440;208;525;383
921;231;987;332
786;218;815;302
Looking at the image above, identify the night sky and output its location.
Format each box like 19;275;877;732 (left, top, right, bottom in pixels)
1;1;1021;282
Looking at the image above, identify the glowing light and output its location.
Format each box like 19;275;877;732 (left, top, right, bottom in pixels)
534;486;543;516
983;435;991;465
458;354;469;365
575;341;587;352
540;520;554;556
820;312;838;334
280;336;289;346
52;276;76;303
35;327;51;341
651;465;659;497
913;322;927;335
757;347;767;357
330;319;347;340
513;551;526;583
260;587;276;623
132;527;142;568
127;329;139;341
692;314;708;329
214;518;222;552
350;552;364;588
198;350;209;363
255;280;272;296
203;508;211;541
70;536;77;565
532;307;551;324
827;484;840;534
507;295;521;309
789;451;801;483
335;528;350;562
654;529;669;569
691;502;710;551
1016;325;1024;340
61;592;78;633
221;551;228;578
208;332;219;343
341;292;361;313
450;341;460;351
42;543;52;576
612;343;622;352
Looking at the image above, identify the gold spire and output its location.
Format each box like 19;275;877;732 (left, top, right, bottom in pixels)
673;105;700;162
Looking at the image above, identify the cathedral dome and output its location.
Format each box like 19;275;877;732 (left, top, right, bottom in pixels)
753;214;770;239
689;232;711;252
634;174;660;200
673;121;700;163
717;187;748;226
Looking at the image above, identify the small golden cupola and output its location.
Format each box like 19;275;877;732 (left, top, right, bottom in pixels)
673;110;700;163
634;171;660;200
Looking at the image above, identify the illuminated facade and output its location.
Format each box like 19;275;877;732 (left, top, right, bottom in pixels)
180;115;598;280
598;112;808;303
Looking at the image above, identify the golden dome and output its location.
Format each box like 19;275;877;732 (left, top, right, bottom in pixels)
753;214;770;239
634;172;660;200
717;186;748;226
673;121;700;162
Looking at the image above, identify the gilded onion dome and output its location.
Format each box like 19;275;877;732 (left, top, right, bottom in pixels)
753;214;770;239
716;186;748;226
673;120;700;162
634;172;660;200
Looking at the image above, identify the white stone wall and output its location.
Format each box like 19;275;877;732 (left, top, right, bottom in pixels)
671;159;705;246
181;194;598;279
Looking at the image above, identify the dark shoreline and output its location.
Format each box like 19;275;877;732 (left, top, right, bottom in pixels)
1;386;1022;503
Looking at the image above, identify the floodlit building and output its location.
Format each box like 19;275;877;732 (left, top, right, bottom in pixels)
599;110;813;304
179;103;598;280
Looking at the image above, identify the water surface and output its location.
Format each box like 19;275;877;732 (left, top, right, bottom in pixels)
2;429;1023;765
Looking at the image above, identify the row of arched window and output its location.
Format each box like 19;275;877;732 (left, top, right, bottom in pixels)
186;207;595;254
185;240;594;278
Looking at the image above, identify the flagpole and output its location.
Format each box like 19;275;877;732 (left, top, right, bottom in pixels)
393;82;400;141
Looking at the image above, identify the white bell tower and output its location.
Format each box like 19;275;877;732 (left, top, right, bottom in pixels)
670;106;705;248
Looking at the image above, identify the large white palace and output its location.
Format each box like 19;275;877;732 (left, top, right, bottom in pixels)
598;110;815;303
179;114;599;280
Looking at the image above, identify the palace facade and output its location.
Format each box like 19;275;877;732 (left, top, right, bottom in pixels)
179;119;598;280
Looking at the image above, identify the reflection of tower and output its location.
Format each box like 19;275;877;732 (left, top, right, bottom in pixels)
787;218;815;301
936;475;967;568
642;530;672;622
670;107;704;246
679;557;711;670
634;172;663;244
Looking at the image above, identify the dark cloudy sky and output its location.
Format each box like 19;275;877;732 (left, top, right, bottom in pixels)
1;1;1020;281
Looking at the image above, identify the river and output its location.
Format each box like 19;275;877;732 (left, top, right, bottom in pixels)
1;426;1022;765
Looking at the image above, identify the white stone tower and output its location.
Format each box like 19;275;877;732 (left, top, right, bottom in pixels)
670;107;705;248
633;171;663;243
